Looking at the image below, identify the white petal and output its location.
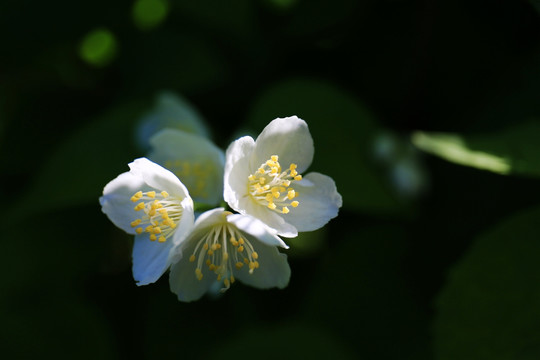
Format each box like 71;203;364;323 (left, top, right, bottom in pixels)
136;92;209;150
250;116;314;174
228;213;289;249
168;235;215;302
235;195;298;238
167;196;196;263
132;234;176;286
233;236;291;289
154;92;209;138
100;171;149;234
193;207;226;229
132;195;194;286
128;158;189;198
281;172;342;232
224;136;255;210
148;129;224;205
168;208;225;301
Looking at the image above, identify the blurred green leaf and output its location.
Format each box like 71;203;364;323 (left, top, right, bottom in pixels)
173;0;255;40
285;228;326;258
263;0;299;11
0;286;116;359
282;0;358;38
412;120;540;177
206;322;356;360
434;205;540;360
530;0;540;14
11;101;148;219
123;32;229;93
132;0;169;30
304;224;431;359
79;28;117;67
248;78;401;213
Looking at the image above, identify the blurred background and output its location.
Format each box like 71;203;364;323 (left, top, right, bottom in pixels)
3;0;540;359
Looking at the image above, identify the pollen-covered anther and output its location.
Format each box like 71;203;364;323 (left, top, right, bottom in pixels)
190;223;262;290
129;189;183;243
247;155;302;214
130;191;143;202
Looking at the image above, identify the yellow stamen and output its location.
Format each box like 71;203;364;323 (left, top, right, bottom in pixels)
130;189;183;244
246;155;302;215
287;190;296;200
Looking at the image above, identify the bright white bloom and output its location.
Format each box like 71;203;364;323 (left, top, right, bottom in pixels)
169;208;290;302
224;116;342;237
136;92;209;151
148;129;224;205
100;158;194;286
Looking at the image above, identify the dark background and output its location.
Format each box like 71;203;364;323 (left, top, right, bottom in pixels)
2;0;540;359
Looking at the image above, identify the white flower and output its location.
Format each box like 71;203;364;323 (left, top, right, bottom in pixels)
224;116;342;237
100;158;194;286
169;208;290;302
136;92;209;151
148;128;224;205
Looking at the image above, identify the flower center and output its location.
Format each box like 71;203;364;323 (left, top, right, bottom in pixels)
189;214;260;292
247;155;301;214
130;190;183;242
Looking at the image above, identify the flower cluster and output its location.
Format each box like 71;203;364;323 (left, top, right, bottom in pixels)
100;112;342;302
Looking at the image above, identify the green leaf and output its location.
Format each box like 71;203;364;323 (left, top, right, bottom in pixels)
304;224;431;359
79;28;117;67
247;77;401;213
412;120;540;177
132;0;169;30
434;205;540;360
205;323;356;360
11;101;148;219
